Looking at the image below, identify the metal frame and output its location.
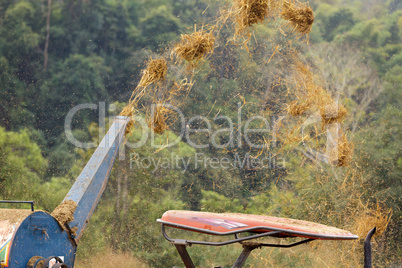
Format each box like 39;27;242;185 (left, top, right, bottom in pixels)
159;222;318;268
157;219;358;240
364;227;376;268
0;200;35;211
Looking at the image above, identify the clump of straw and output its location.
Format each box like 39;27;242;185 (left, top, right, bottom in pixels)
281;0;314;34
354;203;392;240
328;133;354;167
174;29;215;63
234;0;271;31
120;57;168;136
320;103;348;125
137;58;167;89
120;105;135;135
291;61;333;107
288;99;311;116
149;105;171;134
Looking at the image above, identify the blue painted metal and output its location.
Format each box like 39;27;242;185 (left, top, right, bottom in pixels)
2;116;129;268
7;211;75;268
64;116;129;241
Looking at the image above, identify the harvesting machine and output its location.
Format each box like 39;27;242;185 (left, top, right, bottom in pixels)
0;116;129;268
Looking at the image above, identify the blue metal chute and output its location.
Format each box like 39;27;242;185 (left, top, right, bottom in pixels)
1;116;129;268
64;116;129;241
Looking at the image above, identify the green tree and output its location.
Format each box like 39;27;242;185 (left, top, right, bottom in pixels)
0;126;47;201
36;54;109;141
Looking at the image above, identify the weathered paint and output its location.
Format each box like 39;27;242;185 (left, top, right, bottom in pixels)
64;116;129;241
7;211;75;268
2;116;129;267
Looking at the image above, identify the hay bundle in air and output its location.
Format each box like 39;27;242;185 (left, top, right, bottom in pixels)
234;0;271;32
120;57;168;135
149;104;171;134
320;103;347;125
174;29;215;63
288;99;311;116
137;58;168;89
131;57;167;103
120;104;135;135
281;0;314;34
328;133;354;167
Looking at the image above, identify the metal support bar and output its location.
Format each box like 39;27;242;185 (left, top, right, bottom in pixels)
0;200;35;211
250;238;315;248
364;227;376;268
162;224;282;246
232;244;261;268
162;224;314;248
174;244;195;268
162;223;317;268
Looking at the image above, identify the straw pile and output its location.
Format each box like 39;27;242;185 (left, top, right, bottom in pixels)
174;29;215;63
320;103;348;125
281;0;314;34
0;209;33;225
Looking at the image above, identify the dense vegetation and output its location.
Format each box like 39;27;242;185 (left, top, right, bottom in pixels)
0;0;400;267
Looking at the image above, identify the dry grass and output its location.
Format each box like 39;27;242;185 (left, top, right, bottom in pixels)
120;57;168;135
327;133;354;167
291;61;333;108
234;0;270;31
282;61;354;167
353;203;392;240
120;105;135;135
288;99;311;116
51;200;77;231
137;58;167;89
281;0;314;34
75;250;148;268
173;28;215;64
320;102;348;125
130;57;168;105
148;104;171;134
